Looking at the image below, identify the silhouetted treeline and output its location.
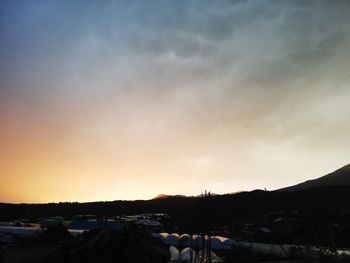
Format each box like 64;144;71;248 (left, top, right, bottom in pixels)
0;195;197;220
0;186;349;225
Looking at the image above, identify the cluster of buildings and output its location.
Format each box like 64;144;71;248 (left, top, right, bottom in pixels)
0;213;167;246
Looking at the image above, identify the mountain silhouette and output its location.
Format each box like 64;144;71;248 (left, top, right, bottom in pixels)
278;163;350;192
153;194;169;200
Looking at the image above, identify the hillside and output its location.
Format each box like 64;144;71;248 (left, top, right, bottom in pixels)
278;164;350;192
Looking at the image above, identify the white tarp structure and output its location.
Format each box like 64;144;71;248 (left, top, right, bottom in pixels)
153;232;237;250
169;246;224;263
170;246;196;263
166;233;181;246
211;236;236;250
180;234;191;247
238;241;350;259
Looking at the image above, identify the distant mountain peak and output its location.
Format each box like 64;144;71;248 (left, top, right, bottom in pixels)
153;194;168;200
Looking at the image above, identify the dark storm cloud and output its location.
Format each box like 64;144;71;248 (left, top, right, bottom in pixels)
1;0;350;201
2;0;350;139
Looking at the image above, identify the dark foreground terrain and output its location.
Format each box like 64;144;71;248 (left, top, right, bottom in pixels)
1;164;350;262
2;226;350;263
1;185;350;248
1;227;169;263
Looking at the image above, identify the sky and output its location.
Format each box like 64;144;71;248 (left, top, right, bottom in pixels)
1;1;350;203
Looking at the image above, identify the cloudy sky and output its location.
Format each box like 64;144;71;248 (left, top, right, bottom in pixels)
1;0;350;203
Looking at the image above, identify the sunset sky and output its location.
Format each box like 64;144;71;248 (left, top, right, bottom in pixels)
1;1;350;203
